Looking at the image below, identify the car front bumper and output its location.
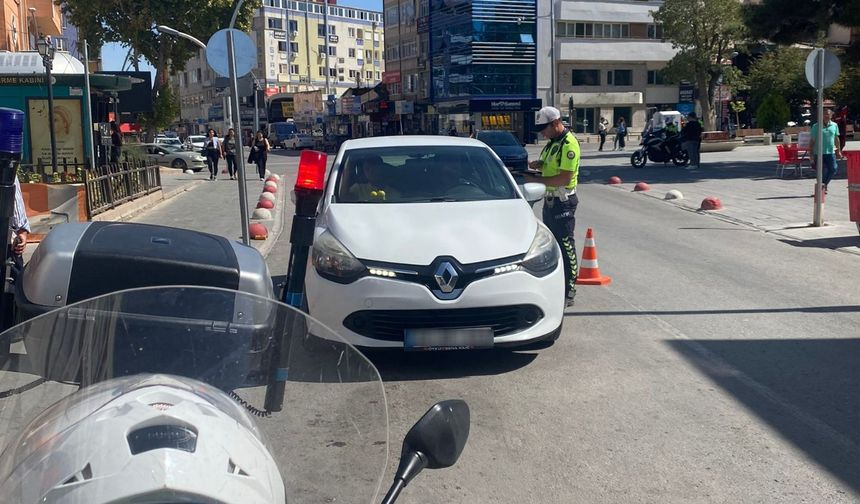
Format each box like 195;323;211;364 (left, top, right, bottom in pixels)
305;261;565;349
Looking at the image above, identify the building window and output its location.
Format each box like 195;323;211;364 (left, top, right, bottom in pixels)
366;71;373;79
559;22;629;39
290;64;300;73
349;48;356;58
349;69;357;78
319;66;325;76
280;64;290;73
290;42;299;53
289;20;298;32
339;67;344;73
348;27;355;37
328;46;337;56
647;24;663;39
278;41;288;52
54;38;66;51
608;69;632;86
329;68;337;77
318;24;326;37
572;69;600;86
318;44;326;55
357;28;364;39
376;71;381;79
365;49;373;60
268;18;283;30
647;70;665;85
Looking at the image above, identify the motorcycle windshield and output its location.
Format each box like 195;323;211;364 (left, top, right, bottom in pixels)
0;286;388;504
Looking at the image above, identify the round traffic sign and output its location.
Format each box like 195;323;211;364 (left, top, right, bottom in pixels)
206;28;257;78
805;48;841;89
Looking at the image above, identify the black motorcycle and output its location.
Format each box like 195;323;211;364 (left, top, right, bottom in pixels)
630;131;689;168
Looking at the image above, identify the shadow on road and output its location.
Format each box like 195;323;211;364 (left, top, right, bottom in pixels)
666;338;860;494
779;237;860;250
579;158;845;185
569;305;860;317
363;348;539;381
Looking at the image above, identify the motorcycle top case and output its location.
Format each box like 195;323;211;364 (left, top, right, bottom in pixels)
14;222;277;389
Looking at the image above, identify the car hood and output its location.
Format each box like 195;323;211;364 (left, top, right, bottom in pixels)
323;199;537;264
489;145;527;158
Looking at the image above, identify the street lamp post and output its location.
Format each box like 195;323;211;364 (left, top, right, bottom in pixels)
35;36;57;171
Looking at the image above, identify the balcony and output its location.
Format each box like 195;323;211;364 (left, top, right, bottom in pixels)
29;0;62;36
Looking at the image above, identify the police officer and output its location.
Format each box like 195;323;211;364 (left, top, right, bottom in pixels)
522;106;581;307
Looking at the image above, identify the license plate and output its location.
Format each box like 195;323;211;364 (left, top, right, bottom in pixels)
404;327;494;351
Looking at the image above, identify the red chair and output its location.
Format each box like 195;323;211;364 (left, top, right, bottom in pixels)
775;144;790;178
784;144;810;177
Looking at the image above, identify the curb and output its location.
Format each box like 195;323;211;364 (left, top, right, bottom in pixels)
255;178;287;259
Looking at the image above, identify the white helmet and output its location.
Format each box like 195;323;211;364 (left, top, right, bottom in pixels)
0;374;285;503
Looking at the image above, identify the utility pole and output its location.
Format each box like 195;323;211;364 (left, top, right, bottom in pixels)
323;0;330;99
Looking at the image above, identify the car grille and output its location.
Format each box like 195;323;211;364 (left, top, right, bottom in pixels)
343;304;544;342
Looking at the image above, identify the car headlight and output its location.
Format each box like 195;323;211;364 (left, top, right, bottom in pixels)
312;230;366;282
520;224;559;277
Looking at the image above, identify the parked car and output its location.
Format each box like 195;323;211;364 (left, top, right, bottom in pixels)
304;136;563;350
136;143;207;171
475;130;529;172
185;135;207;152
154;137;185;150
282;133;315;150
267;121;298;148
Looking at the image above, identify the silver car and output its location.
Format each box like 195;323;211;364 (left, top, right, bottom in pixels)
139;144;207;171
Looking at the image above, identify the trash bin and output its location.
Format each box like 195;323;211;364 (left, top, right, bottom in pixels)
844;150;860;235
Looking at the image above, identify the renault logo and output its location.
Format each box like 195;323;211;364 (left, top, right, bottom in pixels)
434;262;459;293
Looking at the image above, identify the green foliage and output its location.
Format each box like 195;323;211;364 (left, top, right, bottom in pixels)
729;101;746;114
653;0;748;130
756;93;791;133
746;47;814;115
138;86;180;133
743;0;860;61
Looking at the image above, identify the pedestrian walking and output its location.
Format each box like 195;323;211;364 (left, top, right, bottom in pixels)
615;117;627;151
203;129;222;180
681;112;703;170
810;108;844;194
250;130;270;181
520;106;581;307
222;128;237;180
598;117;607;151
109;121;122;163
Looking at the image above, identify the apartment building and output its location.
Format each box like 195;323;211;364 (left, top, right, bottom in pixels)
540;0;679;133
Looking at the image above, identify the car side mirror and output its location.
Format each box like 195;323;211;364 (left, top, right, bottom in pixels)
380;400;470;504
521;182;546;203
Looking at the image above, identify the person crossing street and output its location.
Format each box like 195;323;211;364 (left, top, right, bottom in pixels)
520;106;581;307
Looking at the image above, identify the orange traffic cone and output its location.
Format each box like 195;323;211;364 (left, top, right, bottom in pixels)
576;228;612;286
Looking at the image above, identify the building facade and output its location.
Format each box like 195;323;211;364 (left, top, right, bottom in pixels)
170;0;384;135
385;0;538;139
1;0;62;52
551;0;680;134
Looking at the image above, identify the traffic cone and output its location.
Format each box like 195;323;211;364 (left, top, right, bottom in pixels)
576;228;612;286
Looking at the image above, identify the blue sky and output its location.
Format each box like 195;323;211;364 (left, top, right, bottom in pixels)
101;0;384;77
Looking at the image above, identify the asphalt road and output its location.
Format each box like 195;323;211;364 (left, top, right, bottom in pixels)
263;145;860;503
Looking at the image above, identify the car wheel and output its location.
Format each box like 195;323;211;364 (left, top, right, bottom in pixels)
171;159;187;170
631;151;647;168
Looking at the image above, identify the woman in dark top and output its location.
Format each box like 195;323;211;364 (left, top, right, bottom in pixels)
222;128;237;180
251;131;270;181
204;129;222;181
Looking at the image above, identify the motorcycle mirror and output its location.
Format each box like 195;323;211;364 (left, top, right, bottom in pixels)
380;400;470;504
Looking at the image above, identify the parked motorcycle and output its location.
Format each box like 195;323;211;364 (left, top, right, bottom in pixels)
0;286;470;503
630;131;689;168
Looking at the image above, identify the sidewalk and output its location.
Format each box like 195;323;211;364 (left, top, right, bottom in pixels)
132;153;299;258
527;140;860;255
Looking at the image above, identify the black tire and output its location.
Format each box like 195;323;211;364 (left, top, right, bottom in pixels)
171;158;187;170
673;150;690;166
631;151;647;168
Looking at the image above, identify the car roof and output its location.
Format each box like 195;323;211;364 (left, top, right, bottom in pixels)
342;135;490;150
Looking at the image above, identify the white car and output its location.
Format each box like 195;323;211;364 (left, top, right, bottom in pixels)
185;135;207;151
304;136;565;350
283;133;315;150
154;137;184;150
137;144;207;171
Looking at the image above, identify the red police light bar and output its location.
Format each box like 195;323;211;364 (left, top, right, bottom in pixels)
296;150;327;191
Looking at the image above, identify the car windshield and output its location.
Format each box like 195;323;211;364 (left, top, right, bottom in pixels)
477;131;520;146
335;145;517;204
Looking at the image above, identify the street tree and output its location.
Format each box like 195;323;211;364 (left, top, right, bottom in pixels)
61;0;257;134
653;0;747;131
746;47;815;119
729;100;746;129
743;0;860;61
755;93;790;133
